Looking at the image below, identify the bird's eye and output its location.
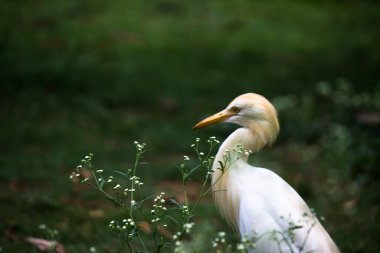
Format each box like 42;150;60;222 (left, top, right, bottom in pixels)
230;106;240;114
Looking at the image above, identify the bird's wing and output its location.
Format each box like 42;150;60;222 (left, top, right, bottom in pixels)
233;166;340;253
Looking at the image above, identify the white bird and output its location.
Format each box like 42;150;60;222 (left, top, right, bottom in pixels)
193;93;340;253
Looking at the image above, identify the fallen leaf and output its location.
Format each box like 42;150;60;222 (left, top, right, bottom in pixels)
26;237;65;253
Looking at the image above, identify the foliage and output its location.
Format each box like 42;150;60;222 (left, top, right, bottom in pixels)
70;138;222;252
0;0;379;252
71;139;327;253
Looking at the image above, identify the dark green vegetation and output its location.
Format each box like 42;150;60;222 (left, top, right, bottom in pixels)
1;0;379;252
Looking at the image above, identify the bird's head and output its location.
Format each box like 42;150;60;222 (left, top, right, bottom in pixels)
193;93;280;148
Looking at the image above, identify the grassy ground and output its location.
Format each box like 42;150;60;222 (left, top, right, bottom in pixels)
0;0;379;252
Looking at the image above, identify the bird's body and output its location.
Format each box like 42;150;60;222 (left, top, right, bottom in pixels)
193;93;340;253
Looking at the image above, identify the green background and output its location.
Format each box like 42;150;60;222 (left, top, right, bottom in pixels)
1;0;379;252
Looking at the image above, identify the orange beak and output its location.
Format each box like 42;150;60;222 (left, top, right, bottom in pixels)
192;110;234;130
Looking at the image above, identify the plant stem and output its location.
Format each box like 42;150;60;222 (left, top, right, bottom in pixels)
88;171;124;206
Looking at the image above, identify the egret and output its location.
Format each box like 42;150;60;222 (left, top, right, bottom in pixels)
193;93;340;253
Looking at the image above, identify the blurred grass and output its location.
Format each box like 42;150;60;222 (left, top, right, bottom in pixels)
0;0;379;252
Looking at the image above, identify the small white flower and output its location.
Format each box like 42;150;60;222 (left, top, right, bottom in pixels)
89;246;96;252
218;231;226;237
113;184;121;190
38;224;47;230
237;243;245;250
183;222;194;233
199;152;204;156
151;217;160;223
96;169;103;173
183;155;190;161
131;200;136;205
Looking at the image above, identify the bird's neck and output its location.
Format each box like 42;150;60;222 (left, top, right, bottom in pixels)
213;125;267;170
214;128;252;166
211;127;257;232
210;121;279;233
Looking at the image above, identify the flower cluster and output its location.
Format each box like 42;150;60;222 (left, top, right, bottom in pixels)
172;221;195;252
109;218;135;231
173;231;182;252
131;175;144;186
70;153;96;183
212;231;226;248
134;141;146;152
207;136;220;144
69;167;81;181
220;144;253;173
150;192;167;223
190;137;220;158
236;235;256;251
183;222;194;233
181;205;189;217
81;153;93;164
